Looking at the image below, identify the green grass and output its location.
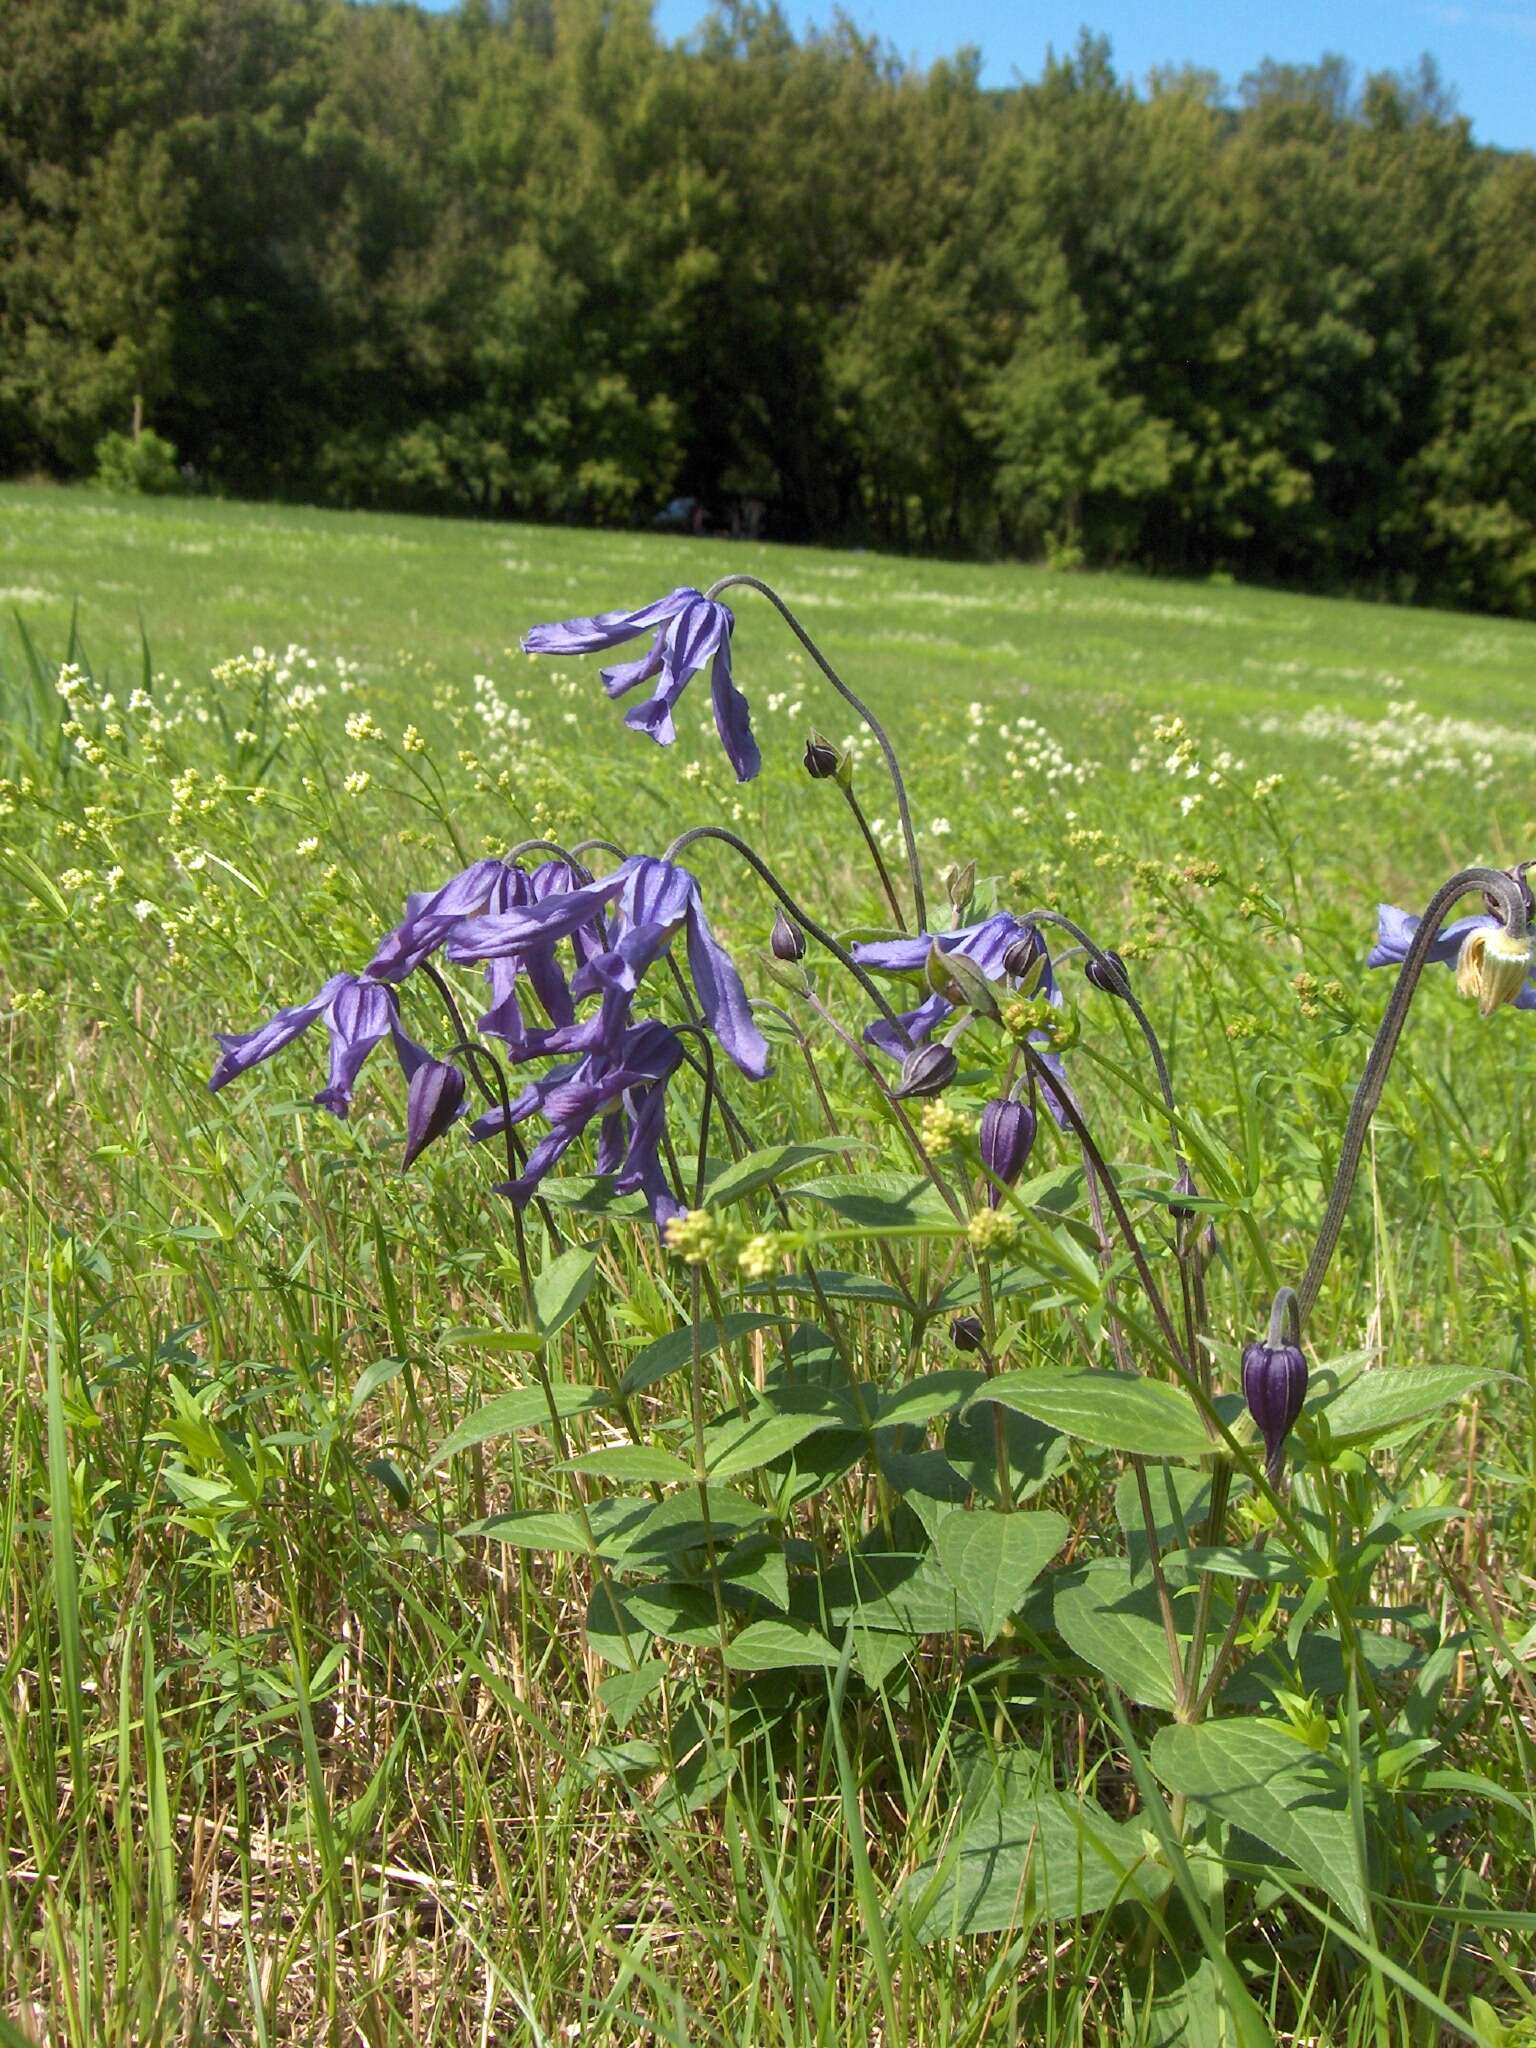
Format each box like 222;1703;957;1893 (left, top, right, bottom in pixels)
2;481;1536;2045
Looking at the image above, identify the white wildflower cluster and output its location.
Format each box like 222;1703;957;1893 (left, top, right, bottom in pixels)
1264;696;1528;791
343;709;381;743
472;672;533;756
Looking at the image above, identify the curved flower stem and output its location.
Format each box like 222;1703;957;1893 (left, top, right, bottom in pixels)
1022;909;1185;1168
503;836;602;874
1022;1047;1191;1379
703;572;928;931
662;823;916;1051
839;782;907;932
1296;866;1528;1327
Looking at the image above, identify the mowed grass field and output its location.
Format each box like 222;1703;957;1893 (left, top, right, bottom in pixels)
2;481;1536;2046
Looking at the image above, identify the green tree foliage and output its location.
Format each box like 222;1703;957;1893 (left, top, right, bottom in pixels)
2;0;1535;613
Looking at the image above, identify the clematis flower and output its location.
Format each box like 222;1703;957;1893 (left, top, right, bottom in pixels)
854;911;1070;1115
522;588;759;782
210;972;465;1161
367;858;520;983
479;1019;687;1231
1366;904;1536;1010
447;854;770;1079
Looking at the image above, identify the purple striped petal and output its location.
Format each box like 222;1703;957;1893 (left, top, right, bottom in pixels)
522;588;699;657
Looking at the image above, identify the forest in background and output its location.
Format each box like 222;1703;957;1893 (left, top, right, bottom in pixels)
4;0;1536;615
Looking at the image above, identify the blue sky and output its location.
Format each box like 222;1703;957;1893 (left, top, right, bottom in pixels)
643;0;1536;151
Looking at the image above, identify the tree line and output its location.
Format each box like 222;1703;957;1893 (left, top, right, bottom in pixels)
4;0;1535;615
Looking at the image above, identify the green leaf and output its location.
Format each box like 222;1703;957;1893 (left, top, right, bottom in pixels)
936;1509;1069;1646
944;1402;1066;1506
619;1312;781;1396
744;1269;912;1306
533;1248;598;1339
425;1382;605;1470
1151;1719;1368;1932
875;1370;985;1430
790;1172;952;1229
852;1627;917;1690
1053;1561;1187;1710
706;1396;859;1479
805;1540;968;1637
719;1534;790;1612
724;1618;841;1671
461;1509;592;1555
902;1752;1168;1938
981;1368;1212;1461
437;1326;544;1354
597;1660;667;1732
585;1579;720;1665
705;1141;853;1209
596;1486;768;1564
558;1444;697;1486
1308;1364;1498;1451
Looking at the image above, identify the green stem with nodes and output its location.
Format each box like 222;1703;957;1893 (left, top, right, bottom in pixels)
1296;865;1529;1326
703;572;928;931
663;823;916;1051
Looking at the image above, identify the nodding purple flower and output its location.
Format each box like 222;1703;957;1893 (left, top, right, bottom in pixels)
478;1019;686;1232
1241;1340;1308;1482
366;859;523;983
1366;904;1536;1011
854;912;1071;1120
447;854;771;1080
895;1042;957;1099
211;973;465;1152
980;1096;1036;1204
522;588;759;783
950;1314;984;1353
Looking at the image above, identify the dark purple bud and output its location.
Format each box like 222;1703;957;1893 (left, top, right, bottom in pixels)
950;1314;984;1353
1003;929;1045;981
979;1096;1036;1204
401;1056;467;1169
771;910;806;962
894;1042;957;1099
1085;950;1131;999
1241;1340;1308;1482
803;734;842;781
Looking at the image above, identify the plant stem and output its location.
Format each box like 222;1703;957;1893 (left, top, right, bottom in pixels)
704;572;928;930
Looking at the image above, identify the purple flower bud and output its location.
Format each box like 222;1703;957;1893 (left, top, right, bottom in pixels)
803;735;842;781
950;1314;984;1353
1241;1340;1308;1482
1002;929;1044;981
894;1042;957;1099
979;1096;1036;1204
771;910;806;962
1085;950;1130;999
401;1056;467;1170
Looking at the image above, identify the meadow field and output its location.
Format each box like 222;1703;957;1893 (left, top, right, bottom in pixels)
2;482;1536;2046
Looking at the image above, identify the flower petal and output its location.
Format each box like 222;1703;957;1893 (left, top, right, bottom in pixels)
522;588;699;656
685;899;771;1079
210;973;350;1093
708;626;759;783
